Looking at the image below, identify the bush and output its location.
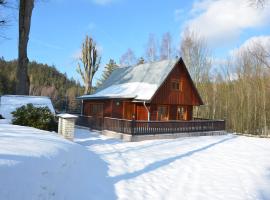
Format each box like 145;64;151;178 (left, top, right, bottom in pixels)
0;114;4;119
12;103;57;131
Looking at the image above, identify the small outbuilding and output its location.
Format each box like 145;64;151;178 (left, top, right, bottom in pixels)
0;95;55;121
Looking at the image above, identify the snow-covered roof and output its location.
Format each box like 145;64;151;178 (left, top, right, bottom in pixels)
78;59;178;101
0;95;55;120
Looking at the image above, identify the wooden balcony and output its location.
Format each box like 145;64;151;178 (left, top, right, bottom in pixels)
76;115;226;136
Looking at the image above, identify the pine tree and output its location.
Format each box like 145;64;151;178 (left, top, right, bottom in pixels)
96;59;118;88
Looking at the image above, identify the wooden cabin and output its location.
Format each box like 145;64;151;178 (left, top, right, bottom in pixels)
78;58;203;121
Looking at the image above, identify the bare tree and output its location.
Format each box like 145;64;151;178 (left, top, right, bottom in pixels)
119;48;136;67
77;35;101;94
249;42;270;68
145;33;158;62
249;0;268;7
180;29;212;118
0;0;9;39
16;0;34;95
180;29;211;85
0;0;6;26
160;32;173;60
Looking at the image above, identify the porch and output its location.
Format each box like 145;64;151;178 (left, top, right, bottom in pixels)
76;116;226;141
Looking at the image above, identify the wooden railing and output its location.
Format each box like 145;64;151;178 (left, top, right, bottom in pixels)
103;117;225;135
76;116;226;135
133;120;225;135
76;115;103;130
103;117;133;134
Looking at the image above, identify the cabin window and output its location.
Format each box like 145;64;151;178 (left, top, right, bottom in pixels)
90;104;103;116
171;79;183;91
177;106;186;120
157;105;169;121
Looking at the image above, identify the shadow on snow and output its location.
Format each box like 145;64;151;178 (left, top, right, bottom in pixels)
75;129;237;199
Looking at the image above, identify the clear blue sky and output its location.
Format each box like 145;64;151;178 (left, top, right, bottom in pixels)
1;0;270;84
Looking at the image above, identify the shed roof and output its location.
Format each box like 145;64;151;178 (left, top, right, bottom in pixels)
78;59;178;101
0;95;55;120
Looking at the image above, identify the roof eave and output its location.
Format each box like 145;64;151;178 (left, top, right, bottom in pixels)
76;96;135;100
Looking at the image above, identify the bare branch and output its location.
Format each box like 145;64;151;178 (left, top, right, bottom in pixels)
248;42;270;68
249;0;269;8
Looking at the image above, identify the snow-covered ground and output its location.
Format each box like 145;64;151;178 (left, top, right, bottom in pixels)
74;128;270;200
0;123;110;200
1;122;270;200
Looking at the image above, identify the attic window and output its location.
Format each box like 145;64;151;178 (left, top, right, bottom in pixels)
172;79;180;91
172;79;182;91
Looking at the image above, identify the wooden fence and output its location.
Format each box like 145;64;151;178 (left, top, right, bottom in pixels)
76;115;226;135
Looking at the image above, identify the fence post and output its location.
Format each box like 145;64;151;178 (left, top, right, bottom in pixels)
131;115;135;135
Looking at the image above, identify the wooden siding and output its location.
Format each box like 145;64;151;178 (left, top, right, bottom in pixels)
83;100;193;121
83;100;113;117
123;102;136;120
150;104;193;121
136;104;148;120
170;105;177;120
151;61;201;106
111;100;123;119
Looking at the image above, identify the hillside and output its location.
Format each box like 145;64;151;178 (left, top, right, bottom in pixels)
0;58;83;112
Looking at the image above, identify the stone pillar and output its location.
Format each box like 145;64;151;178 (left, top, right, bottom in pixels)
57;114;78;140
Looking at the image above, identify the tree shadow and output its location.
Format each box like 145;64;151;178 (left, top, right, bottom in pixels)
75;128;237;199
111;135;237;184
102;137;190;156
258;168;270;200
76;138;119;147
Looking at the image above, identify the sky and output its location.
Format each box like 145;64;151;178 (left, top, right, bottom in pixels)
1;0;270;84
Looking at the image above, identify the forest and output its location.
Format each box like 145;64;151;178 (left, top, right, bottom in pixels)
0;58;83;112
181;32;270;135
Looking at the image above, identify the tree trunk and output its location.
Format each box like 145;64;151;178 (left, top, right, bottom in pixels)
16;0;34;95
84;81;90;95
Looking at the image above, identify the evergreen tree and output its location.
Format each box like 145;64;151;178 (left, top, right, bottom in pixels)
96;59;118;88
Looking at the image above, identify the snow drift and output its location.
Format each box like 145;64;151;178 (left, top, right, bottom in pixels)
0;124;111;200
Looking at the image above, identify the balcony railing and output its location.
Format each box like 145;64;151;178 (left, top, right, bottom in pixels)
76;116;226;135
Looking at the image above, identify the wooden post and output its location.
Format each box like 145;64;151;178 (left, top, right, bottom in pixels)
131;114;135;135
80;100;83;116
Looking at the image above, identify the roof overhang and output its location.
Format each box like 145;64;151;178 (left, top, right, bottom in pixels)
76;95;135;101
131;99;150;103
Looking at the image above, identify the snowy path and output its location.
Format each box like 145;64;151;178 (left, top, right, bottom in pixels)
74;128;270;200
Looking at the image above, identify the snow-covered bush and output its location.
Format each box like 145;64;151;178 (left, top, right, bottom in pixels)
11;103;57;131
